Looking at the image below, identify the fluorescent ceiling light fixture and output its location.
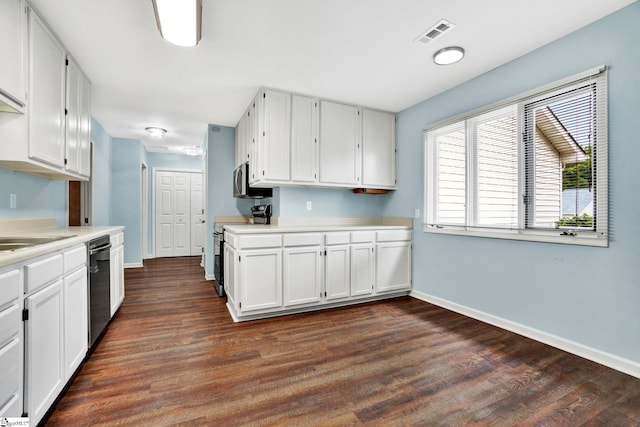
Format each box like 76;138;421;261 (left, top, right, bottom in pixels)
152;0;202;47
145;127;167;137
433;46;465;65
168;145;203;156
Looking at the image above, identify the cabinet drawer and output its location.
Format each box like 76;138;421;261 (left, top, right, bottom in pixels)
24;254;63;294
351;231;375;244
283;233;322;247
63;245;87;274
325;232;350;246
224;232;236;249
0;303;20;346
0;269;20;308
0;338;21;411
376;230;412;242
237;234;282;250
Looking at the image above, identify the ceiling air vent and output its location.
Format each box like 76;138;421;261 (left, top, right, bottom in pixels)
414;19;455;45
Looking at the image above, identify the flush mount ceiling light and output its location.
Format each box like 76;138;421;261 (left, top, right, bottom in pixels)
145;127;167;138
433;46;465;65
152;0;202;47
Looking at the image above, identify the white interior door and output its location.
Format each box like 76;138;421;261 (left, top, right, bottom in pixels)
190;173;205;256
155;170;192;258
155;171;174;258
173;172;190;257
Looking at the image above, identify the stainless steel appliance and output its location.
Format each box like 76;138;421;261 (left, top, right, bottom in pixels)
88;235;112;348
251;204;272;224
213;223;226;297
233;162;272;199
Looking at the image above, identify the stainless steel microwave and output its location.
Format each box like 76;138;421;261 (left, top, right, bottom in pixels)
233;162;272;199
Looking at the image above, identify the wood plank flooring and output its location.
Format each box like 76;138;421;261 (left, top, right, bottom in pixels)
44;257;640;426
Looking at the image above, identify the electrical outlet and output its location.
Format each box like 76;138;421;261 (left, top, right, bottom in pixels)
306;201;312;211
10;193;16;209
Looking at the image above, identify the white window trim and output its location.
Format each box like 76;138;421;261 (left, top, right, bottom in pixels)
423;65;608;248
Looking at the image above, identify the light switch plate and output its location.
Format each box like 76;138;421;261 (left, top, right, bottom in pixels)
306;201;312;211
10;193;16;209
414;208;420;218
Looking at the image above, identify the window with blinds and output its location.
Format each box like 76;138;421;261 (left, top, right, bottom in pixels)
424;66;608;246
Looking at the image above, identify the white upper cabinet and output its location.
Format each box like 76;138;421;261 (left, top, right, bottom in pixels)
236;87;395;190
362;108;396;189
28;10;66;169
319;100;361;186
291;94;319;184
0;0;27;111
256;88;291;183
65;56;91;177
0;6;91;180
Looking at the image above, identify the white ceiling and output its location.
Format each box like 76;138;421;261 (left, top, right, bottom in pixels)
28;0;635;154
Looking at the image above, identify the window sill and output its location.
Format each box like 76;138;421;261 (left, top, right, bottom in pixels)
423;225;608;247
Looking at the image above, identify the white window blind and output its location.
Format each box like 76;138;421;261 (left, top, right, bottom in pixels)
424;66;608;246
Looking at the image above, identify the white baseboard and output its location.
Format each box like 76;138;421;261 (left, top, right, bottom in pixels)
124;262;143;269
410;290;640;380
205;273;215;281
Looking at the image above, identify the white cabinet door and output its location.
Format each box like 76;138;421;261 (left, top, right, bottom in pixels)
65;56;91;177
0;0;27;107
239;249;282;313
351;244;374;297
362;108;396;188
376;242;412;293
291;94;318;184
319;100;361;186
25;280;65;426
235;108;249;169
224;244;236;309
78;68;91;177
260;89;291;182
28;9;66;168
63;267;87;380
325;245;350;301
64;57;80;174
283;247;322;307
117;244;124;307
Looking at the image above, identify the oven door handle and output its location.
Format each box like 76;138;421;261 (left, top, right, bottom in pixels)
89;242;112;255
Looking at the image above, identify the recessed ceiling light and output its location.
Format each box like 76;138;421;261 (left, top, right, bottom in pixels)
433;46;465;65
145;127;167;138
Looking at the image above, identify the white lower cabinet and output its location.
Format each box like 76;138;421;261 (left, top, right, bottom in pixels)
0;267;23;418
63;267;88;379
376;242;412;293
324;245;350;301
283;247;322;307
238;249;282;313
25;279;65;425
23;244;89;425
351;244;375;297
110;232;125;316
226;227;412;321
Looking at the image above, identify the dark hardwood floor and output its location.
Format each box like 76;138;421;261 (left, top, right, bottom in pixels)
45;257;640;426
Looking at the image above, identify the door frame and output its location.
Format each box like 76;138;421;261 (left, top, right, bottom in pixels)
141;162;148;260
151;167;203;259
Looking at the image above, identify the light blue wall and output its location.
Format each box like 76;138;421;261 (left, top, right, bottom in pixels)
0;168;66;225
111;138;142;266
205;125;254;275
91;118;112;226
388;2;640;364
278;187;387;218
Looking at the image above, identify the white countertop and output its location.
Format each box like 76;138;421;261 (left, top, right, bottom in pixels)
0;225;124;268
224;224;412;234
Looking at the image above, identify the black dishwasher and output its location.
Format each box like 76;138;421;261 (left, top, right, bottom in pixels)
88;235;112;348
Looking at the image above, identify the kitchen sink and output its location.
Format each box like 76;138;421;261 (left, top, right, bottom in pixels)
0;236;76;252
